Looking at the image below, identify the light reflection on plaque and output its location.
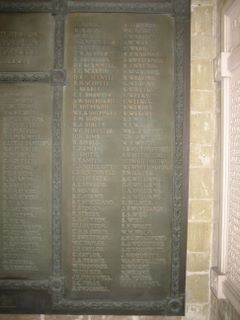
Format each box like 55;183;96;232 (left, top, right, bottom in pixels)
0;84;52;279
63;13;174;300
0;14;54;71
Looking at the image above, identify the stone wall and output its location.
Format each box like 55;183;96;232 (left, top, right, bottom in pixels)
187;0;215;318
0;0;216;319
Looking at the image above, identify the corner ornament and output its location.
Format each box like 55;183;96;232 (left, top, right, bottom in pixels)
167;297;184;314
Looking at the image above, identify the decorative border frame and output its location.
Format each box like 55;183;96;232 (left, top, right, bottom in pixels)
0;0;190;315
0;1;52;12
68;1;172;13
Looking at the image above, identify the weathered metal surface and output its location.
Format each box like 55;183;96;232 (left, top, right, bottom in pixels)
63;11;174;301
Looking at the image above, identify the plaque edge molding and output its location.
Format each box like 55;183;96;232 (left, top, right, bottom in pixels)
171;10;190;298
0;72;52;83
0;279;49;290
68;1;173;14
0;0;189;17
51;295;184;315
0;0;52;12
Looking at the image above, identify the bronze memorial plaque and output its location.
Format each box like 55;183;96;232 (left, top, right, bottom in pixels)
0;14;54;71
62;11;188;314
64;12;174;298
0;0;189;315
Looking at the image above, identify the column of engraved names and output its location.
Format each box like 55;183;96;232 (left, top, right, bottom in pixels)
120;22;168;289
71;23;116;293
0;91;50;275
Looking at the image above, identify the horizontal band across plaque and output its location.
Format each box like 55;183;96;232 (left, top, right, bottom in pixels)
0;1;189;315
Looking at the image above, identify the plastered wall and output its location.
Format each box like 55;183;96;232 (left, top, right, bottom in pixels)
0;0;217;319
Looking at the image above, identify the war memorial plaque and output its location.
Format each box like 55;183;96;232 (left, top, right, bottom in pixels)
64;12;174;299
0;0;189;316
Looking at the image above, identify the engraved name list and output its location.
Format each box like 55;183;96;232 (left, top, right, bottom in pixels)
63;13;175;300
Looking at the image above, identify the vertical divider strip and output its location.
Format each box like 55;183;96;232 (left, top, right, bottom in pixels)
51;6;66;305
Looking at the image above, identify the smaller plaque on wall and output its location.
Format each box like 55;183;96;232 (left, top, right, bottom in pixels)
0;14;54;71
